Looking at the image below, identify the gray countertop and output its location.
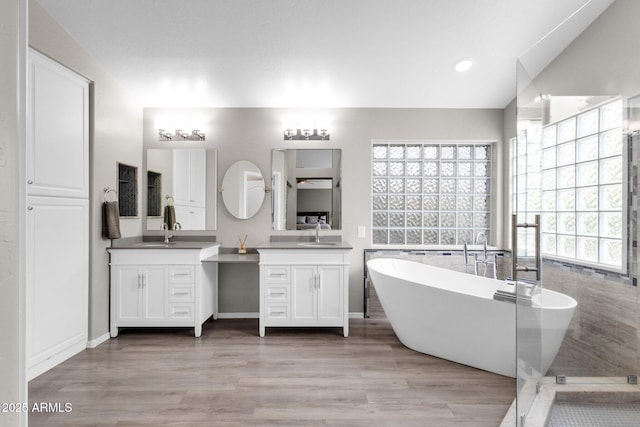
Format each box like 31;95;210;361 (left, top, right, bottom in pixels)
108;240;219;250
202;253;260;263
256;241;353;250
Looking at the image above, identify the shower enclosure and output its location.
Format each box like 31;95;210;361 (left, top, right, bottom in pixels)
513;2;640;425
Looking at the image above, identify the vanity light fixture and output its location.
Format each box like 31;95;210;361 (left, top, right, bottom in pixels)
534;93;552;102
283;128;330;141
158;128;206;141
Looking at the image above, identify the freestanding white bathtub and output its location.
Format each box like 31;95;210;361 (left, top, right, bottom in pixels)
367;258;577;377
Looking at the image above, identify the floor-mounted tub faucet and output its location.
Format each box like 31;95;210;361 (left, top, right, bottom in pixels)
471;231;497;279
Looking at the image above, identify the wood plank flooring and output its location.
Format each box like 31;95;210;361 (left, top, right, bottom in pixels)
28;316;515;426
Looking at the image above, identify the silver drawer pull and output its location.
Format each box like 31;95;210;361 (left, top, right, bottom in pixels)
270;311;285;316
173;292;189;296
269;273;285;277
172;273;190;277
174;311;189;315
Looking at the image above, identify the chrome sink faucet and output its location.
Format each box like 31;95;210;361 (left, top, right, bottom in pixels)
315;222;321;243
160;223;173;243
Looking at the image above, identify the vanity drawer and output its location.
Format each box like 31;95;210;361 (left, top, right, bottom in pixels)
169;266;195;283
169;303;194;321
169;284;194;302
265;285;289;303
264;304;290;321
264;266;290;283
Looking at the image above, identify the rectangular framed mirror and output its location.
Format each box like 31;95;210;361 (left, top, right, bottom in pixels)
144;148;217;231
271;149;341;231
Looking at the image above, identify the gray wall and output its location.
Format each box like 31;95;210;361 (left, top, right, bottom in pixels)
0;0;25;425
29;0;144;341
144;107;505;314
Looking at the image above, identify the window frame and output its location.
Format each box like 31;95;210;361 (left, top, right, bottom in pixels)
371;139;495;247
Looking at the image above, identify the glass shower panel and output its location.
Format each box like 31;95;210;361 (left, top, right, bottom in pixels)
516;77;636;427
514;59;544;426
514;2;640;424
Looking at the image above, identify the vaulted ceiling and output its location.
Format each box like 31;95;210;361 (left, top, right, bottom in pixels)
36;0;615;108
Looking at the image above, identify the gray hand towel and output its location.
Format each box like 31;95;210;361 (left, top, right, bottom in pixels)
102;201;122;239
164;205;176;230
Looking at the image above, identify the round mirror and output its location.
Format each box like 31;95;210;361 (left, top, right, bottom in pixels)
221;160;265;219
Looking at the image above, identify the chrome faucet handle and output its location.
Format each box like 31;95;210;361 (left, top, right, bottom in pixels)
173;222;182;230
160;222;168;230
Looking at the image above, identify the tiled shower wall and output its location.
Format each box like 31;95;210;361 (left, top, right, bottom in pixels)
543;260;639;377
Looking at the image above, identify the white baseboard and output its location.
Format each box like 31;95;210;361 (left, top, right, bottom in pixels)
216;312;259;319
217;312;365;319
86;332;110;348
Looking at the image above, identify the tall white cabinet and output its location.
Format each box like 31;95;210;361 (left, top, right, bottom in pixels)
173;149;206;230
26;49;89;380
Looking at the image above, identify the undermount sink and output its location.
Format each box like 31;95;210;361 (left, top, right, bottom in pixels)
134;242;175;248
297;242;339;247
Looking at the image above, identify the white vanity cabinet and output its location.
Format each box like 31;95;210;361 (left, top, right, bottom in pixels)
108;245;219;338
258;247;351;337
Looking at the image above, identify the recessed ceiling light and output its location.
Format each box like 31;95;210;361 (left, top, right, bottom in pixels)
454;58;474;73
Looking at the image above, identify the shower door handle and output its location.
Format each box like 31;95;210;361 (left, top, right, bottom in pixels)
511;214;541;282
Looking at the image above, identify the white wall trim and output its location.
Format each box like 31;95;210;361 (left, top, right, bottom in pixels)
217;312;365;319
217;312;259;319
86;333;110;349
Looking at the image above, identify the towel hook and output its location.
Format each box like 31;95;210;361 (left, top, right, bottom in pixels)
165;195;175;206
104;187;118;203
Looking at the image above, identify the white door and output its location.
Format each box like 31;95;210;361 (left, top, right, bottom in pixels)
291;265;316;321
27;50;89;198
26;196;88;378
317;265;343;322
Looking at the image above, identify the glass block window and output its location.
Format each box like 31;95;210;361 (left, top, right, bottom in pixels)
372;142;492;245
513;99;626;271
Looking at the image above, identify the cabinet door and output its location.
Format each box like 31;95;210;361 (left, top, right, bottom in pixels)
291;265;316;321
173;149;191;205
173;206;205;230
141;266;167;320
27;49;89;198
190;149;206;207
26;196;88;364
114;266;143;321
317;265;343;322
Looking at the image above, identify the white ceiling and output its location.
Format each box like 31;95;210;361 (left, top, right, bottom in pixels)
36;0;615;109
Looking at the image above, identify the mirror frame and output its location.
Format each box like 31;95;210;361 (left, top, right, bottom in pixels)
271;148;342;231
143;148;218;232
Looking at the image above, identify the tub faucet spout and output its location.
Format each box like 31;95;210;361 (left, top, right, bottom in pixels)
475;231;488;261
